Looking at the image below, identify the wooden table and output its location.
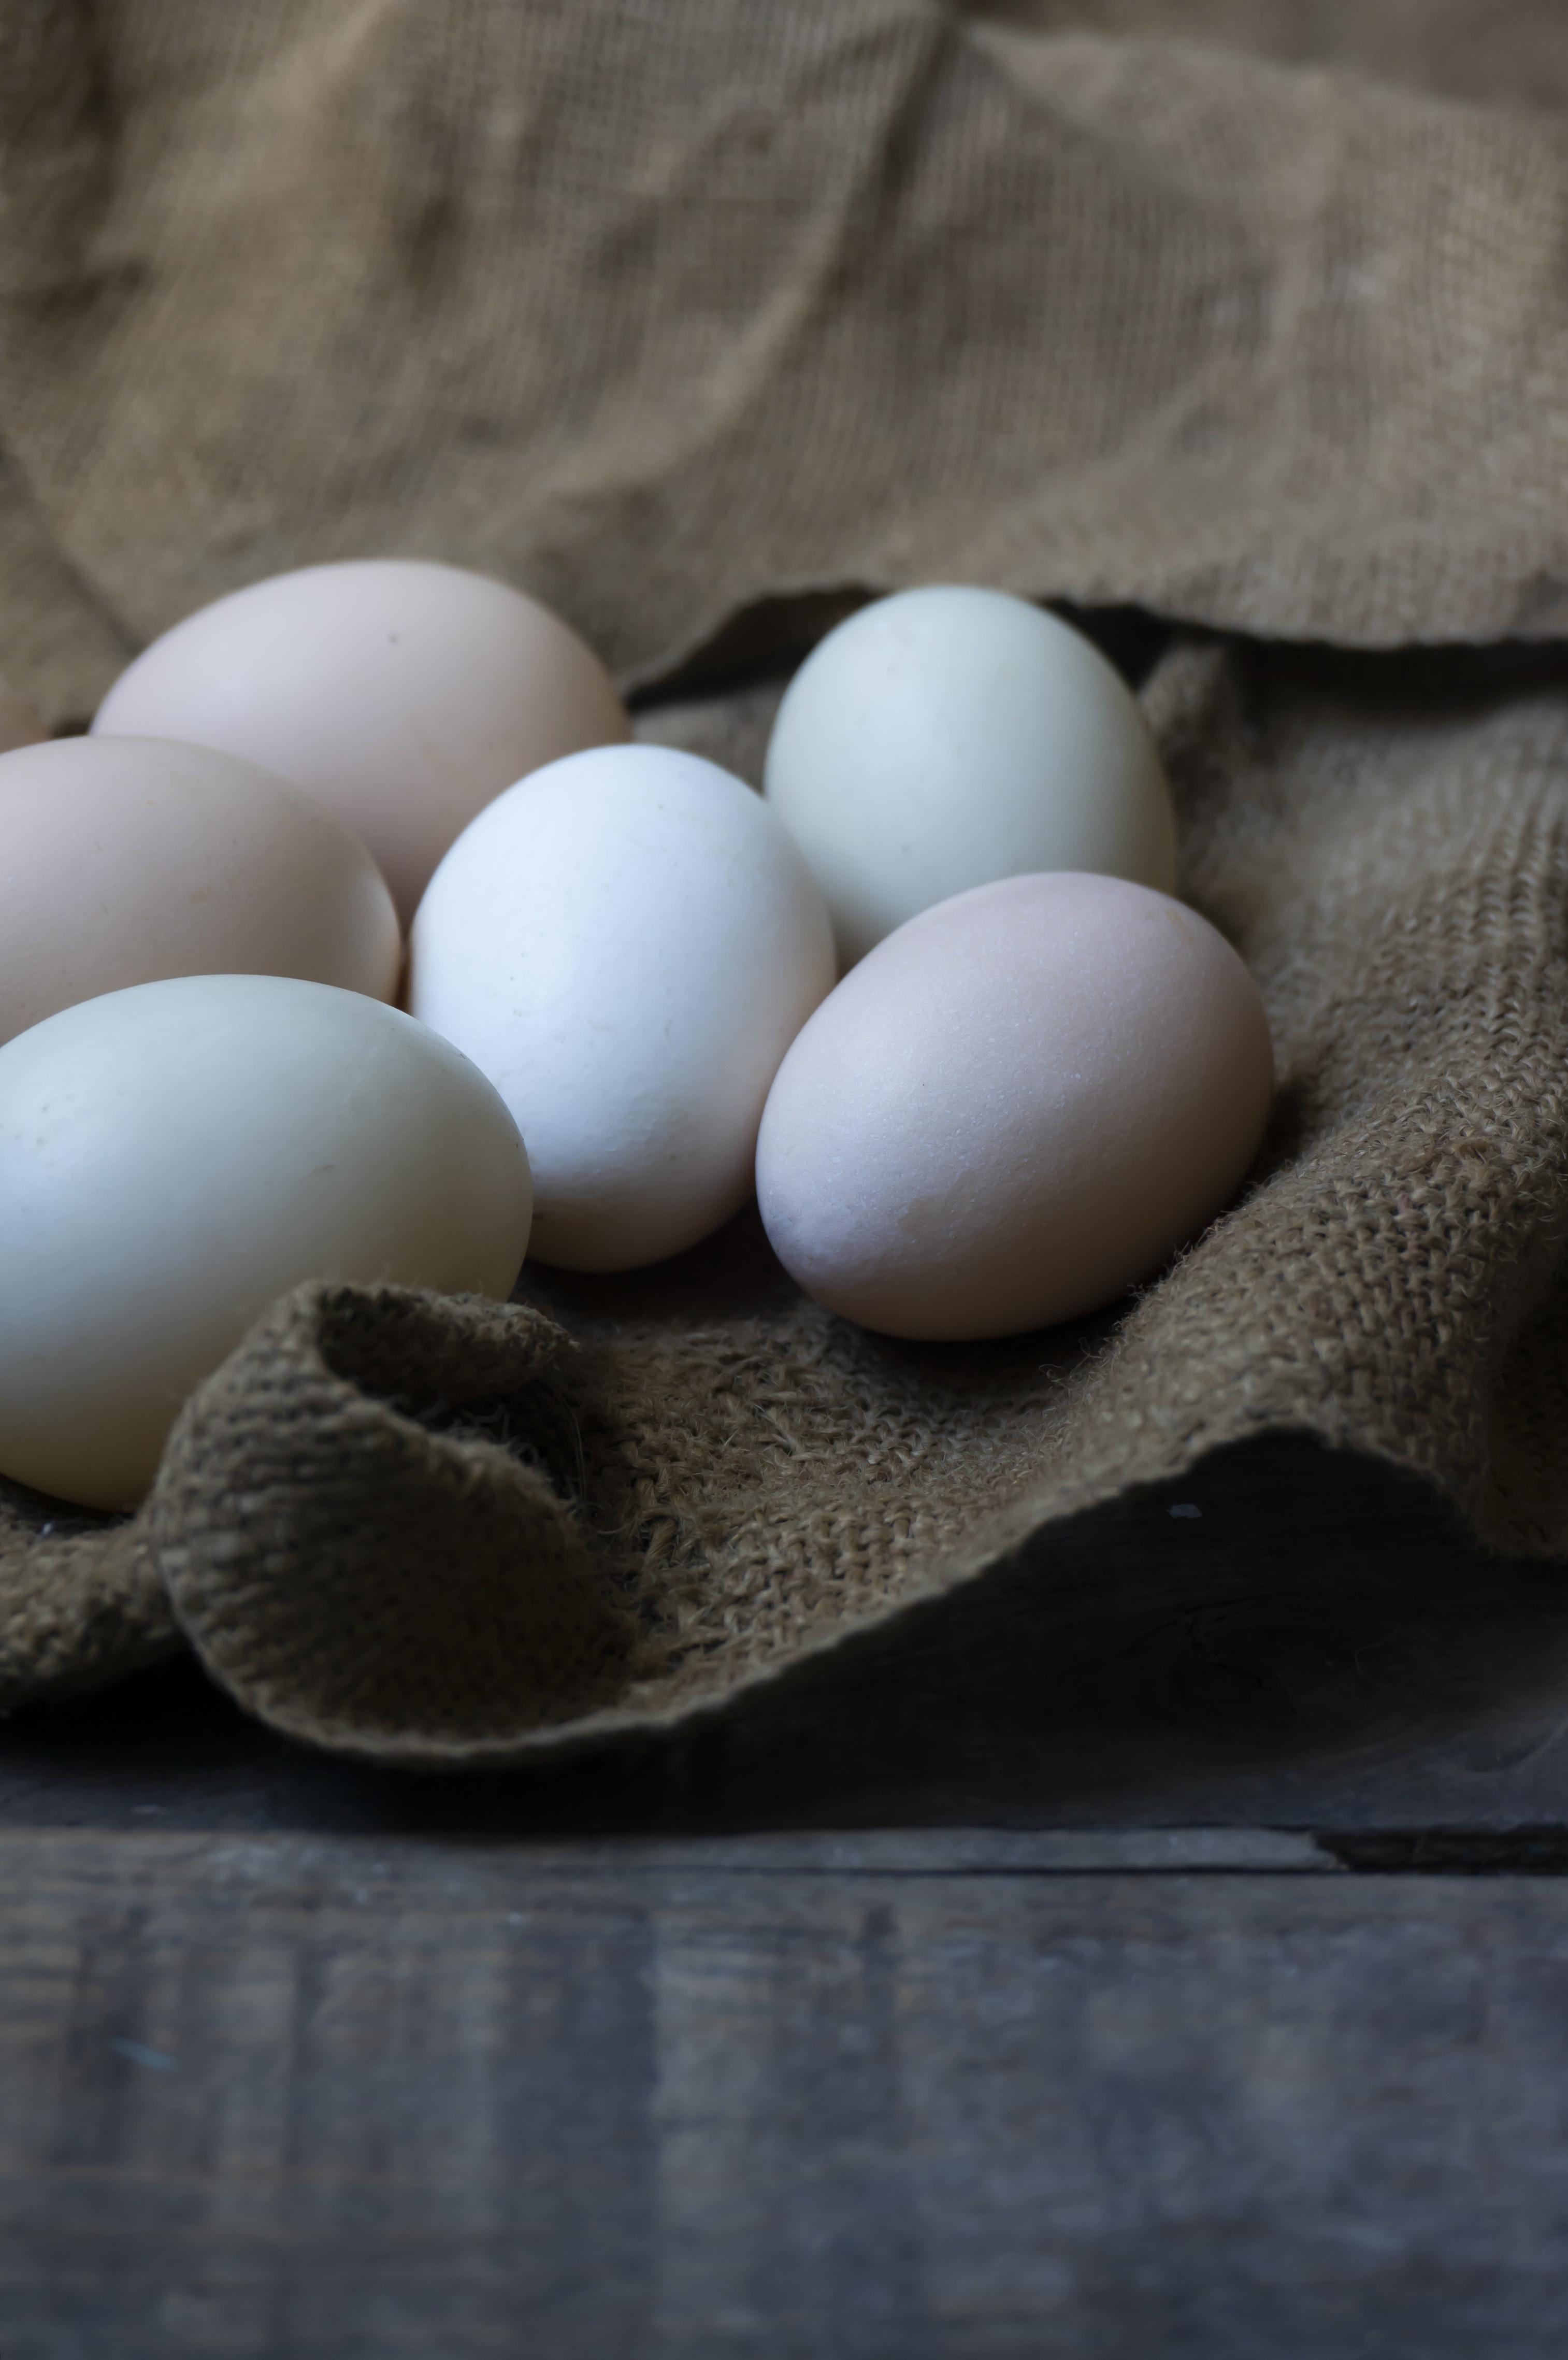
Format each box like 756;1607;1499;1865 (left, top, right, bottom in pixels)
6;1431;1568;2355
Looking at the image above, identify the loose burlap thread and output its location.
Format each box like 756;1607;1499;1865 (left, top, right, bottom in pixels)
4;1;1568;1760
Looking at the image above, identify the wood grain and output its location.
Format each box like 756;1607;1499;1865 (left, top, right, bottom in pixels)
8;1434;1568;2353
3;1828;1567;2358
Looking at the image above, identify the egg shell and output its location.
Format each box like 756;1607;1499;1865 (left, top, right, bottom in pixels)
756;871;1274;1341
408;743;836;1272
0;736;401;1045
0;975;531;1509
93;559;630;924
764;586;1177;965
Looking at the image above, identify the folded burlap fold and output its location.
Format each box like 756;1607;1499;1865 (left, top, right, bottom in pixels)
4;1;1568;1755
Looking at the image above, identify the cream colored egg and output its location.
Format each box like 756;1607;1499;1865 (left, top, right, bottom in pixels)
764;587;1177;965
93;559;630;923
0;975;531;1509
408;743;836;1271
0;736;400;1045
756;871;1274;1340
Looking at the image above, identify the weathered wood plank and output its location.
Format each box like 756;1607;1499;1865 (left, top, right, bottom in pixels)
3;1830;1567;2358
7;1434;1568;1840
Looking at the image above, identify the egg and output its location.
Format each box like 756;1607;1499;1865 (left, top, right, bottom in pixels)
408;743;836;1271
0;736;401;1045
0;975;531;1509
93;559;630;924
764;586;1177;965
756;871;1274;1340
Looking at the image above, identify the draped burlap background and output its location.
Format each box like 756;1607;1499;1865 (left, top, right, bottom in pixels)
4;0;1568;1761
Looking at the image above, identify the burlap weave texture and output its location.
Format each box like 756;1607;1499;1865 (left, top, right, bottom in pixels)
3;0;1567;1758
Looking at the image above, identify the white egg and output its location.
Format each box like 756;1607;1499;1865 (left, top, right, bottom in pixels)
0;975;531;1510
92;559;629;924
407;743;836;1271
764;585;1177;964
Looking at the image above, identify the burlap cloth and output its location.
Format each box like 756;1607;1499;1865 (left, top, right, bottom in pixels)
4;0;1568;1762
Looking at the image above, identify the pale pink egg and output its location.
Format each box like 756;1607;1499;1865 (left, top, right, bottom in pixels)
756;870;1274;1340
93;559;629;924
0;735;400;1045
